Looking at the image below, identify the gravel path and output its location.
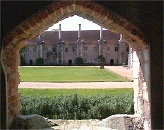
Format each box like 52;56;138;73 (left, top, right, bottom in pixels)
105;66;133;80
18;66;133;89
19;82;133;89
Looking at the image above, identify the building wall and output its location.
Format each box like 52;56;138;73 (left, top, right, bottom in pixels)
22;32;129;66
63;44;77;64
23;45;37;65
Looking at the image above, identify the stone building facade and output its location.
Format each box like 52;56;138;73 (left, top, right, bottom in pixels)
21;24;129;66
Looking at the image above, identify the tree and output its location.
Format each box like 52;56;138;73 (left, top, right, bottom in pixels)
19;47;26;66
19;47;26;53
20;56;26;66
98;55;105;69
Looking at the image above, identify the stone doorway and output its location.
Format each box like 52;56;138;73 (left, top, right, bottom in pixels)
68;59;72;66
110;59;114;66
29;60;33;66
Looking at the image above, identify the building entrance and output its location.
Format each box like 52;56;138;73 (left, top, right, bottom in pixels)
110;59;114;65
68;59;72;66
29;60;33;65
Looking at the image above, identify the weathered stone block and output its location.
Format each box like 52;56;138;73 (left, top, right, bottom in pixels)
10;114;51;129
97;114;144;130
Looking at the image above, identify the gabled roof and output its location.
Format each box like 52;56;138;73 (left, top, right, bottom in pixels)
26;30;120;45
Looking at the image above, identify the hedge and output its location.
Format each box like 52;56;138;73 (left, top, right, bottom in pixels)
20;93;134;119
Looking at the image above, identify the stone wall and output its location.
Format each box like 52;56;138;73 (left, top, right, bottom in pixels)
23;41;129;65
1;48;21;126
133;49;151;129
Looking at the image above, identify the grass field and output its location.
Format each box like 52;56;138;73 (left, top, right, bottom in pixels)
19;66;130;82
19;88;133;97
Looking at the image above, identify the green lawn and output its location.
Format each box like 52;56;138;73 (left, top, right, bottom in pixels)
19;66;130;82
19;88;133;97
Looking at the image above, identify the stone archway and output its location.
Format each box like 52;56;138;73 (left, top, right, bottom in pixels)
68;59;72;66
29;60;33;66
110;59;114;65
1;1;150;129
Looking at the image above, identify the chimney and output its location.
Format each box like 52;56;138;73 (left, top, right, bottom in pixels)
78;24;81;39
100;26;103;40
59;24;61;39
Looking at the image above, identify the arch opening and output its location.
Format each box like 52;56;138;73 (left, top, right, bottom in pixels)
29;60;33;66
68;59;72;66
110;59;114;65
1;1;150;129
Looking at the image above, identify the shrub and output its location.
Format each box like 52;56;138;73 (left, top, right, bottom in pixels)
20;93;134;119
98;55;105;64
20;56;26;66
36;58;44;66
98;55;105;69
75;57;84;65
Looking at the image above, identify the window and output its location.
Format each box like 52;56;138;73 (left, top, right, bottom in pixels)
65;47;68;52
84;47;88;52
33;47;36;52
107;47;110;51
115;47;118;52
94;58;98;63
53;48;56;52
46;48;49;52
26;47;29;52
93;46;98;51
72;47;75;52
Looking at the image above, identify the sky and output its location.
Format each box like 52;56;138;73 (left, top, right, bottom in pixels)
46;15;107;31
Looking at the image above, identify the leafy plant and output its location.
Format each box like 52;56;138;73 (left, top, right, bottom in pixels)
20;56;26;66
98;55;105;69
20;93;134;120
98;55;105;63
75;57;84;65
36;58;44;66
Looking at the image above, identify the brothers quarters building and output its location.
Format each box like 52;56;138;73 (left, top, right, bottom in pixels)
21;24;131;66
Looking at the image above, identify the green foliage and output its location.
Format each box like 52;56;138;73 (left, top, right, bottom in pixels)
19;88;133;97
20;56;26;66
75;57;84;65
19;47;26;53
36;58;44;66
19;67;131;82
20;93;134;120
98;55;105;69
98;55;105;64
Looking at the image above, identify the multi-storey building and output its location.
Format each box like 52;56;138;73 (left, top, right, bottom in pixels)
21;24;130;66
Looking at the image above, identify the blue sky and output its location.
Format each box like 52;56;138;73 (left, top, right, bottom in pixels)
46;15;106;31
